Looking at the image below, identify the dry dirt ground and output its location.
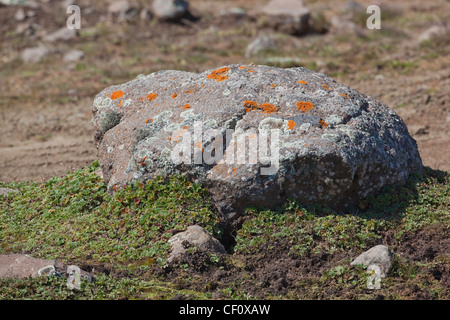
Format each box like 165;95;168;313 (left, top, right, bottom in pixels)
0;0;448;182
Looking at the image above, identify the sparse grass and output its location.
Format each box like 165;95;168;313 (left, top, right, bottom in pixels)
1;163;448;300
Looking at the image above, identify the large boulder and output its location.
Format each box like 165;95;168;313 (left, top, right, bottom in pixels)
92;64;423;220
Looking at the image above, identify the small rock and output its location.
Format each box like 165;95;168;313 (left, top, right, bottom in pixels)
140;8;152;21
0;187;17;196
220;7;246;18
63;49;84;62
418;24;449;43
14;7;26;21
43;27;77;42
350;245;393;278
21;45;50;63
0;0;26;5
0;254;54;279
167;225;226;263
245;35;277;58
258;0;310;36
151;0;189;21
108;0;138;21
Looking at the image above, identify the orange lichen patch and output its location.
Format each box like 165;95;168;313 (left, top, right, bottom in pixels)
183;104;191;110
184;90;193;94
194;141;202;149
338;93;350;99
239;66;250;70
297;101;314;112
248;70;255;73
145;118;153;124
146;93;158;102
287;120;296;130
232;168;236;174
244;100;258;112
172;93;178;99
139;157;147;167
260;103;278;114
137;97;144;102
110;90;124;100
207;67;231;82
183;126;188;129
319;119;329;128
270;84;276;88
118;100;123;106
322;84;333;90
298;80;307;84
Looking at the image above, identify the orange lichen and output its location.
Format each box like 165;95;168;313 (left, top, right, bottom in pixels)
139;157;147;167
244;100;258;112
248;70;255;73
172;93;178;99
319;119;329;128
146;93;158;102
298;80;307;84
145;118;153;124
184;90;193;94
232;168;236;174
239;66;248;69
194;141;202;149
287;120;296;130
322;84;332;90
338;93;350;99
260;103;278;114
297;101;314;112
183;104;191;110
110;90;124;100
118;100;123;106
207;67;230;82
271;84;276;88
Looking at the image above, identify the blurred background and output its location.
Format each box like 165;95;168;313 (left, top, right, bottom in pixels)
0;0;449;182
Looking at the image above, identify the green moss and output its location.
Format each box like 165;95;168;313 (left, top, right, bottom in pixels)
0;161;220;266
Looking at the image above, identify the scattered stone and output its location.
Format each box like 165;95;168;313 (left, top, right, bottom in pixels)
63;49;84;62
43;27;77;42
92;64;423;220
167;225;226;263
0;254;55;279
107;0;138;21
350;245;393;277
0;187;17;196
139;8;152;21
417;24;449;43
151;0;189;21
219;7;246;18
245;35;277;58
0;0;26;5
257;0;310;36
0;254;95;281
14;7;26;21
21;45;50;63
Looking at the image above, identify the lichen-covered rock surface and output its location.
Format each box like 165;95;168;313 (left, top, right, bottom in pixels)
92;64;423;220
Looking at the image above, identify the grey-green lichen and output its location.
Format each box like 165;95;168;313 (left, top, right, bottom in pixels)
100;111;122;134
